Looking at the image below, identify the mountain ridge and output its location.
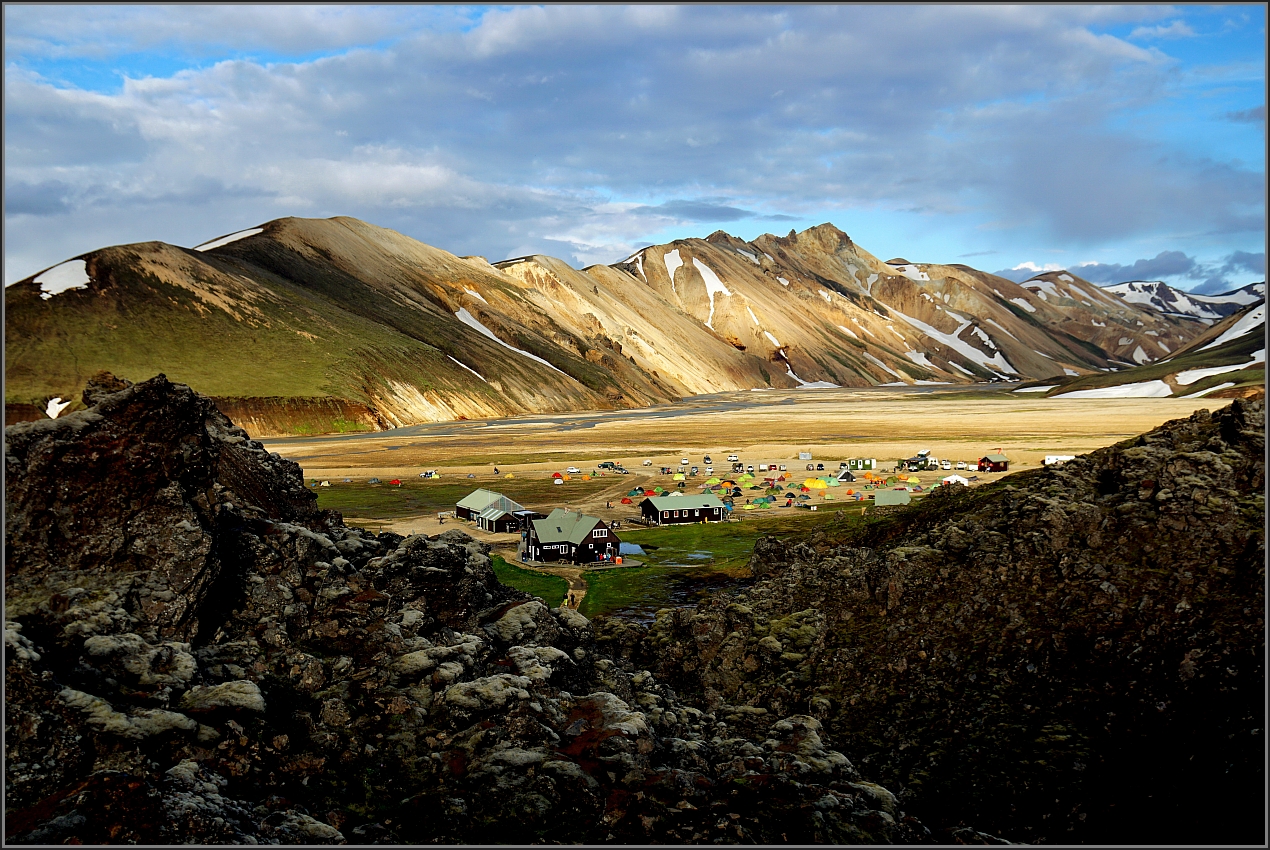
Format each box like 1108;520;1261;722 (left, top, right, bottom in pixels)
6;216;1205;435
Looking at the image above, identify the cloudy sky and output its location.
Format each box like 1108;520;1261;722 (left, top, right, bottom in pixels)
5;5;1265;293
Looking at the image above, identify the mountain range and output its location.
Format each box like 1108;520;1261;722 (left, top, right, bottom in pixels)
5;216;1251;435
1101;279;1264;322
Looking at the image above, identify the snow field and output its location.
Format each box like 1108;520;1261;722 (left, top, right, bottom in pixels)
1055;380;1173;399
1174;350;1265;385
693;259;731;329
663;249;683;293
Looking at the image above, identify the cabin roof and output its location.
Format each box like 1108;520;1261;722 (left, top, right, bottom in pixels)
458;488;526;513
642;494;726;511
531;508;608;545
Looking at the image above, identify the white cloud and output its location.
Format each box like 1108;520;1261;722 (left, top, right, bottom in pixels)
3;5;1264;284
1129;21;1197;40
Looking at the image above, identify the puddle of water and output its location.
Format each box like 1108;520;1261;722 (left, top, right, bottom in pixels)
606;572;755;625
619;542;646;555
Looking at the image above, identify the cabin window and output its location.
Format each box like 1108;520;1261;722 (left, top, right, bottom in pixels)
592;529;605;538
694;510;699;517
662;511;669;518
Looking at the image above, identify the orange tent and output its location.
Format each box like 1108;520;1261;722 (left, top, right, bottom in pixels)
620;497;633;504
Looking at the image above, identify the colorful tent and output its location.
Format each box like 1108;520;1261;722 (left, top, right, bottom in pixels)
620;497;633;504
673;473;685;481
505;473;515;479
389;479;402;485
552;472;563;479
803;478;828;489
706;477;721;485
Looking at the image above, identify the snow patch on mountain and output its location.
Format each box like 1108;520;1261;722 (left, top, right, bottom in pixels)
694;259;731;329
1200;304;1265;350
1174;349;1265;384
194;228;262;252
447;355;487;382
864;352;903;379
1056;380;1173;399
663;249;683;293
890;307;1018;375
455;308;566;375
1010;297;1036;313
33;260;90;300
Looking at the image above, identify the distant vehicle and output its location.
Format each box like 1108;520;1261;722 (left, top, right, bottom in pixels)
806;463;815;471
839;462;849;469
703;455;712;463
566;466;582;474
598;461;619;470
690;466;699;475
941;460;952;470
746;465;755;473
916;449;931;458
956;461;967;470
759;464;769;472
705;466;713;475
816;463;825;471
681;458;690;465
642;459;653;466
732;462;745;473
778;464;787;471
727;454;739;462
553;478;563;485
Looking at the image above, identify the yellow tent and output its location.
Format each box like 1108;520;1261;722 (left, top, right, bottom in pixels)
505;473;515;479
803;478;828;489
906;475;920;484
673;473;686;481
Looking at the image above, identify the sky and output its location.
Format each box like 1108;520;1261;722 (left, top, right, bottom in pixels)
4;4;1266;294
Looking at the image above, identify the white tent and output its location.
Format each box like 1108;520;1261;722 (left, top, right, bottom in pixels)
942;474;969;486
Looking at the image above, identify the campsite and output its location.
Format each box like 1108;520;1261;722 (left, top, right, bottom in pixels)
293;384;1227;618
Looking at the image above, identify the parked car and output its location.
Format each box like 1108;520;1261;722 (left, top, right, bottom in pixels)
690;466;699;475
566;466;582;474
746;465;755;473
643;459;653;466
956;461;967;470
806;463;815;471
778;464;787;471
598;461;619;470
681;458;690;465
816;463;824;471
941;460;952;470
705;466;713;475
758;464;769;472
703;455;712;463
839;461;849;469
727;454;739;462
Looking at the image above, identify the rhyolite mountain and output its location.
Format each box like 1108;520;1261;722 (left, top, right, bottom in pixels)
6;216;1204;434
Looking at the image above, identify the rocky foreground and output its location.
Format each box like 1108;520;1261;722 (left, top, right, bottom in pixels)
6;373;950;844
599;397;1266;844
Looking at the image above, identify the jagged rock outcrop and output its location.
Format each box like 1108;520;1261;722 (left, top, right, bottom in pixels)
5;373;935;844
597;399;1265;844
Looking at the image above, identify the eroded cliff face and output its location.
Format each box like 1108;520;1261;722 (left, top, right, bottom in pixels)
5;374;946;844
597;400;1265;844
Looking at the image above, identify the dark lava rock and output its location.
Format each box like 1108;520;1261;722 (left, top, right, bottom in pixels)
598;399;1265;844
5;373;933;844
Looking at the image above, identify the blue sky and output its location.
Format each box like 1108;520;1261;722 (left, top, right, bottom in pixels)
4;4;1265;293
